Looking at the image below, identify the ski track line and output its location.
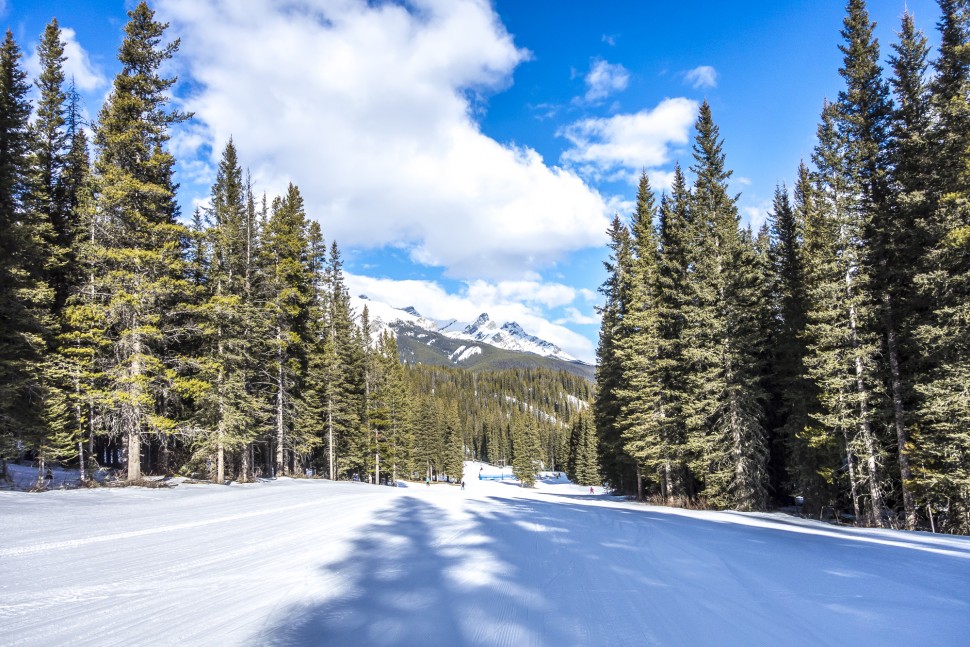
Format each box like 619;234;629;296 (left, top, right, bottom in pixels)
0;496;327;557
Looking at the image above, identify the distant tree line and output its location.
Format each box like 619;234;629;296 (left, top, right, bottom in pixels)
595;0;970;534
0;3;595;490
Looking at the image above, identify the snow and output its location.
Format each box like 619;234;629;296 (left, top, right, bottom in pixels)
449;345;483;363
3;461;970;646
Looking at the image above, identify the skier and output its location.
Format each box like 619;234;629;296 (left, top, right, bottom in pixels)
44;468;53;489
589;486;594;495
461;480;465;491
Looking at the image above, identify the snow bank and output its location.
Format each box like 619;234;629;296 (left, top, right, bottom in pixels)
3;462;969;646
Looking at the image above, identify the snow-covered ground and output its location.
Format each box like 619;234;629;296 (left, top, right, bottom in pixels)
2;461;969;646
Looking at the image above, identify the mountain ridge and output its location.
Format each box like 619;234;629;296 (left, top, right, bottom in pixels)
350;294;594;381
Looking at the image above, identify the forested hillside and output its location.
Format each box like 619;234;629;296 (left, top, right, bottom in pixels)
0;3;592;491
595;0;970;534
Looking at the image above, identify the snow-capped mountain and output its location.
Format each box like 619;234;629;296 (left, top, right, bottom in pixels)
349;294;584;369
447;313;576;362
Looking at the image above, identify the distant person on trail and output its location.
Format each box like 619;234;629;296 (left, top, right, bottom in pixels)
44;468;53;488
461;480;465;490
589;486;594;494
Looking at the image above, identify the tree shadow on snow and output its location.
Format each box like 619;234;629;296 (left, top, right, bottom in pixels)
259;495;591;646
257;490;970;646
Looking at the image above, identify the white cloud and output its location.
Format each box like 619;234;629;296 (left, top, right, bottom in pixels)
554;307;600;326
61;28;108;92
743;199;772;232
345;273;598;363
26;27;108;93
684;65;718;89
157;0;611;280
583;58;628;103
559;97;698;176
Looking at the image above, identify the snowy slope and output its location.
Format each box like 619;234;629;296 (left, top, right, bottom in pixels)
349;294;579;363
447;313;577;361
3;463;970;646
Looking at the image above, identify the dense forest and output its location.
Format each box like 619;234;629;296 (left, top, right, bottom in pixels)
0;3;595;491
595;0;970;534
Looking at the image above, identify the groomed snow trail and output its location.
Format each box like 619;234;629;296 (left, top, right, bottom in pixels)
2;464;970;646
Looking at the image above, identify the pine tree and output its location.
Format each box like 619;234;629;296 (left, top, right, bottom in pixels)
593;216;636;493
28;20;72;313
186;140;263;484
832;0;895;526
441;400;464;483
373;330;411;484
683;102;769;511
652;165;693;503
616;170;662;501
257;183;316;476
89;2;191;481
569;413;600;486
913;0;970;533
511;411;540;487
772;165;836;511
0;29;57;481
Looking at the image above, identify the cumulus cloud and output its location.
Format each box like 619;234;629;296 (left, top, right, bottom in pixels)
555;307;600;326
743;199;772;232
157;0;611;280
684;65;718;89
25;26;107;93
583;58;628;103
559;97;698;177
345;273;597;362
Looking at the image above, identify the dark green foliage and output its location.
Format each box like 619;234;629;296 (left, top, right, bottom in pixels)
0;29;57;478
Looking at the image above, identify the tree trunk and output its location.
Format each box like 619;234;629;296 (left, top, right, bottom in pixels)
275;357;284;477
847;281;886;527
843;428;862;523
883;292;916;530
327;396;335;480
636;463;644;502
216;443;225;484
127;430;141;481
240;443;251;483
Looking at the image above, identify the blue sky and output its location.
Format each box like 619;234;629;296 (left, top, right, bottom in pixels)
3;0;942;362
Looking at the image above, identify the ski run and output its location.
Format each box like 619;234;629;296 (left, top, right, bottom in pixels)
2;461;969;646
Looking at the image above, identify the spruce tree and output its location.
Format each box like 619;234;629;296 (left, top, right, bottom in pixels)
833;0;895;526
616;170;662;501
90;2;191;481
257;183;316;476
0;30;56;480
593;216;636;493
913;0;970;532
187;140;262;483
682;102;769;511
652;165;693;503
511;411;540;487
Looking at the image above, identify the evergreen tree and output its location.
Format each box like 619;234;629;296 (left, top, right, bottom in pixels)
257;183;316;476
441;400;464;483
913;0;970;533
511;411;540;487
318;241;363;479
593;216;636;493
89;2;191;481
833;0;895;526
773;165;834;511
187;140;262;484
0;29;56;481
616;170;662;501
652;165;693;503
683;102;769;511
